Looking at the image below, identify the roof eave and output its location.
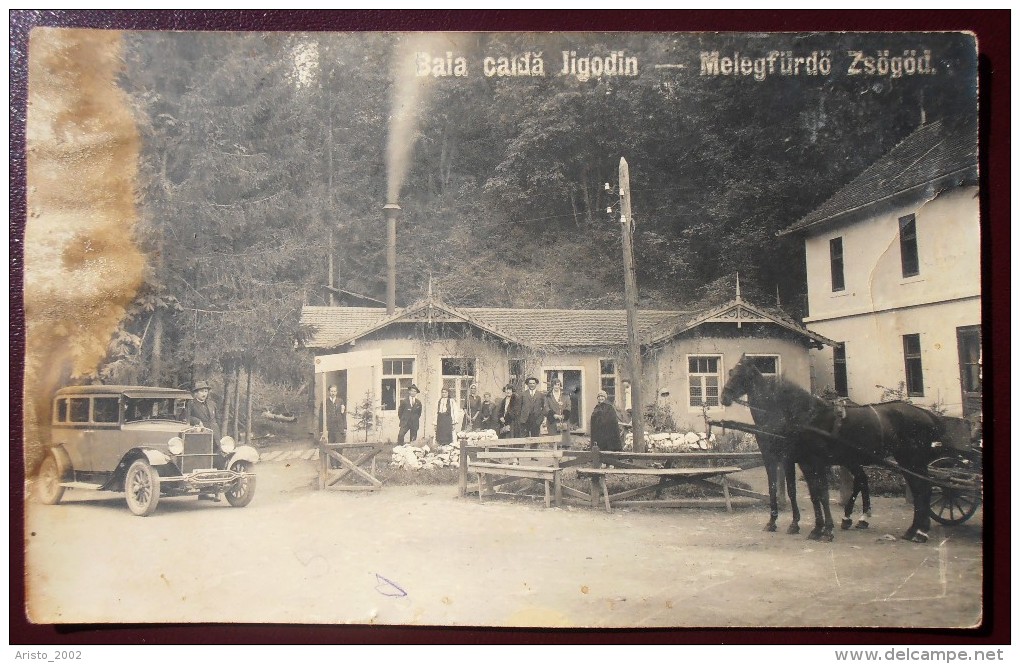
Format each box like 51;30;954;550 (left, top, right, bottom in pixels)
778;164;978;237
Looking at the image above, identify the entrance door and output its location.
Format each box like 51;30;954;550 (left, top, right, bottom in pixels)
956;325;981;418
544;368;583;428
315;350;383;441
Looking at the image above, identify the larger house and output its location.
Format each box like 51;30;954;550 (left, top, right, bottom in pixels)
778;118;980;418
298;289;835;441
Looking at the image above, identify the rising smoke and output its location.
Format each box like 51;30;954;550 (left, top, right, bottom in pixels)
385;33;446;205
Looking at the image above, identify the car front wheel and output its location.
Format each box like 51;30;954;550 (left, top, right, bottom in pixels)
35;455;65;505
225;460;256;508
125;459;161;516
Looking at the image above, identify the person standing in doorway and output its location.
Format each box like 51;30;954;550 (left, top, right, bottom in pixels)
318;384;347;468
397;384;423;444
544;378;571;433
517;376;545;437
496;384;519;439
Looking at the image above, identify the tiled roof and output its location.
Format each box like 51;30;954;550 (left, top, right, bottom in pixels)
299;303;686;350
300;297;833;350
779;119;978;236
299;306;392;347
469;308;686;348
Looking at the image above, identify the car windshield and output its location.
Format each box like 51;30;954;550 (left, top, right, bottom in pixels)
124;397;188;423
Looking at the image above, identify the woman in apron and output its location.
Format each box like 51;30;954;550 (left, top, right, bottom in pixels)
434;387;458;446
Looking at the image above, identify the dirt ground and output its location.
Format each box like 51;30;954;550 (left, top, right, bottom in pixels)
23;446;984;629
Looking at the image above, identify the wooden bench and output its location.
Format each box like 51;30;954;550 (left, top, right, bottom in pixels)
471;450;564;508
460;431;593;508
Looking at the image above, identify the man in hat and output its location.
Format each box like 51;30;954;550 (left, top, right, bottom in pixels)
517;376;545;437
186;380;222;502
397;384;423;444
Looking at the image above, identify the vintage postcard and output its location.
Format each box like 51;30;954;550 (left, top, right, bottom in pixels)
21;28;985;630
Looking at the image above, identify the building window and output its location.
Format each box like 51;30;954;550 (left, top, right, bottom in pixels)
688;355;722;408
833;344;849;398
902;334;924;397
508;358;526;389
830;237;845;291
899;214;919;277
599;359;618;404
745;354;779;378
381;358;415;411
442;357;476;409
956;325;982;418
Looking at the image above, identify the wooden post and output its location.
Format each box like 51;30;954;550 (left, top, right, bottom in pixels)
459;442;469;498
319;372;327;489
619;157;646;453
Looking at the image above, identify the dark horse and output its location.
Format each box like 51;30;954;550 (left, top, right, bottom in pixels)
717;359;873;537
721;355;941;543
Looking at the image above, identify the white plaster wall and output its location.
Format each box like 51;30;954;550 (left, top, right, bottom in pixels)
803;187;979;324
808;297;980;416
647;336;813;432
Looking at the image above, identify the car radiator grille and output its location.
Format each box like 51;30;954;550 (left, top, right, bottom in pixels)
180;431;216;473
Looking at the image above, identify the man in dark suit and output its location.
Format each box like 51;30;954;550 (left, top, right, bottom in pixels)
317;384;347;445
517;376;545;437
397;384;423;444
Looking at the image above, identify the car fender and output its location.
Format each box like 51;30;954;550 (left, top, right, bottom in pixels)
102;448;176;491
44;446;73;480
226;446;260;468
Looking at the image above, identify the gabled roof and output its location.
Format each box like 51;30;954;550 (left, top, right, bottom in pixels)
779;119;978;236
646;296;836;348
300;295;832;351
302;298;532;348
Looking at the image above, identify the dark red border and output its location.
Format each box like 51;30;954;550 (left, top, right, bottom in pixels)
9;9;1010;647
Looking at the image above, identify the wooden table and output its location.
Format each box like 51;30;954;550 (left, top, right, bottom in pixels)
577;449;765;512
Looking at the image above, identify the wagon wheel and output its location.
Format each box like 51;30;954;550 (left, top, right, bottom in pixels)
928;456;981;526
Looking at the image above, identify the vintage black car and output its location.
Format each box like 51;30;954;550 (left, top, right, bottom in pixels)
34;385;259;516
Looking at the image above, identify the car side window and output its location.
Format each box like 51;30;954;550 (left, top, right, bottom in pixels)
55;398;68;423
93;397;120;423
69;398;90;423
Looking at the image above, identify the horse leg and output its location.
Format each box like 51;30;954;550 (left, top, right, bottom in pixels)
902;472;933;543
783;455;800;534
762;460;780;532
801;461;825;541
841;466;870;530
855;466;872;529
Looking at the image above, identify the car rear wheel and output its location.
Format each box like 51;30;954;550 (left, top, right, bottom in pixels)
35;455;65;505
225;460;256;508
125;459;160;516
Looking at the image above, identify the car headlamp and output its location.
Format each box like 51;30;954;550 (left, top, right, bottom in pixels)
167;437;184;455
219;436;236;454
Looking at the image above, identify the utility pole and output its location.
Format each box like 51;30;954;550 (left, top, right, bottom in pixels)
328;228;335;306
619;157;646;453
